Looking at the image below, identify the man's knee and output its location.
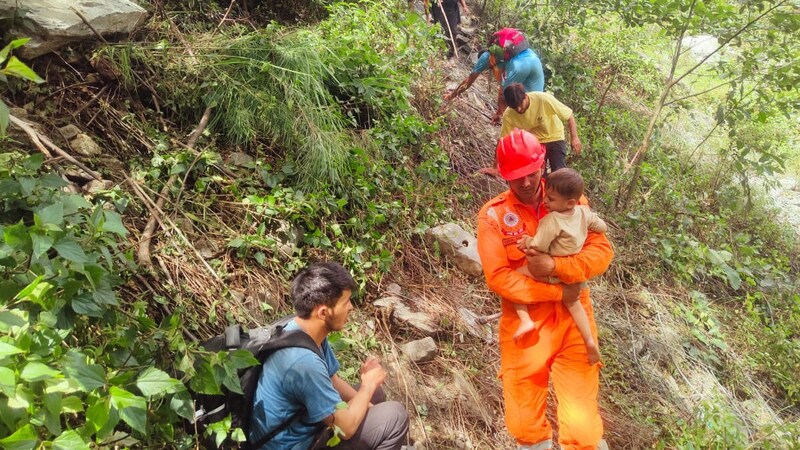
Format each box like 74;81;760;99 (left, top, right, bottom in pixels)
383;401;409;437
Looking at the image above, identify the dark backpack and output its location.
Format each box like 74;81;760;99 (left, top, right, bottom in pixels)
190;316;323;449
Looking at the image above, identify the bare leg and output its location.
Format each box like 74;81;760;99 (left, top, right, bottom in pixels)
564;300;600;365
513;303;536;341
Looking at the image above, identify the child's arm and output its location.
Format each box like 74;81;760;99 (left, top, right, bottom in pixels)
586;209;608;233
525;216;559;254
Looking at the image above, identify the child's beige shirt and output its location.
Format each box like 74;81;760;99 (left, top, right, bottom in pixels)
530;205;607;256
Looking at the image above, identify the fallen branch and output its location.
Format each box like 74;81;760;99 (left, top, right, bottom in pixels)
9;114;103;181
137;106;212;269
476;312;502;324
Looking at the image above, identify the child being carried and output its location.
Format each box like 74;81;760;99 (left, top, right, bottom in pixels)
514;168;607;365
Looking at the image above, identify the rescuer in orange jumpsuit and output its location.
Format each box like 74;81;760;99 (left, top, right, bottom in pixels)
476;129;613;449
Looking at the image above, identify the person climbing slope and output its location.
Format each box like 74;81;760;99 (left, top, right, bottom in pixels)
444;28;544;124
424;0;470;58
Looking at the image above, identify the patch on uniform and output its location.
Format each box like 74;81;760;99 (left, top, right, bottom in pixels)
503;211;520;228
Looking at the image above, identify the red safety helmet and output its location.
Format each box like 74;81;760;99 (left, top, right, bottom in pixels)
496;129;545;180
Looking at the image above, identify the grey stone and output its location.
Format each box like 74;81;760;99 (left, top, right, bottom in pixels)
82;179;112;194
70;133;102;157
195;238;218;259
2;0;149;58
457;307;495;343
426;223;482;277
400;337;437;363
227;151;254;167
385;283;402;296
59;124;82;140
9;107;27;118
373;296;438;335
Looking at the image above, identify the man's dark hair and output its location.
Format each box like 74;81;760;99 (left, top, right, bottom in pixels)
545;168;584;200
291;262;357;318
503;83;527;109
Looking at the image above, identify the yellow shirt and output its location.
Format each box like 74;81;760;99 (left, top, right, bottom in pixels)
500;92;573;143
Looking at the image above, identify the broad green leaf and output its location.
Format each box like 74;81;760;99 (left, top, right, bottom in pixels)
0;341;24;357
0;423;37;450
44;378;80;394
227;349;259;370
120;406;147;434
189;361;222;395
722;264;742;290
61;395;84;413
0;366;15;396
231;428;246;442
0;38;30;62
39;174;68;189
169;390;194;421
135;367;181;397
20;362;62;381
53;239;88;263
42;392;62;435
4;222;30;249
18;177;35;196
86;397;111;432
109;386;146;410
0;309;28;331
7;385;32;408
71;293;105;317
92;285;118;306
52;430;90;450
102;211;127;236
96;402;120;440
36;203;64;227
13;275;44;302
62;194;92;214
2;56;45;83
63;351;106;392
31;233;54;259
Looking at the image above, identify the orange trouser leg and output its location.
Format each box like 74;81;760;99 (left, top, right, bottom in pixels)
551;323;603;450
502;366;551;445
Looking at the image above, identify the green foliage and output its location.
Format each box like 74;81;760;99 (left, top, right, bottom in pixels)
0;38;44;137
0;152;261;446
104;1;455;287
664;401;748;449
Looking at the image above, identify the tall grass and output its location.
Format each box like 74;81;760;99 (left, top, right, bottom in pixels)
205;27;351;188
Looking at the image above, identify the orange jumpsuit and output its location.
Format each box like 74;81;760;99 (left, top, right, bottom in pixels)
476;182;613;449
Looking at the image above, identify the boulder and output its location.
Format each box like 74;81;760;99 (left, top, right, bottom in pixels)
400;337;437;363
1;0;149;59
82;179;112;194
373;296;438;335
70;133;102;157
426;223;482;277
58;124;82;141
227;152;254;167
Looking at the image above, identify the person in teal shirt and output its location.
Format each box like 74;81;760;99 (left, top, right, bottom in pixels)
249;262;409;449
445;38;544;124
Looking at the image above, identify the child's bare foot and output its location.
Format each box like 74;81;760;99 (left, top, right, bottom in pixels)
586;342;601;365
513;320;536;342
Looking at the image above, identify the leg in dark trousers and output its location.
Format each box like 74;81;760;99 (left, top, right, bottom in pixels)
311;386;410;450
544;140;568;175
432;0;460;57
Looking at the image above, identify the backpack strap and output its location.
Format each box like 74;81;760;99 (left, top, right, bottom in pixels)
247;326;325;450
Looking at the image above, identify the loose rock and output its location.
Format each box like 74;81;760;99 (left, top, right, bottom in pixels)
70;134;103;157
373;296;438;335
426;223;482;277
401;337;438;363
